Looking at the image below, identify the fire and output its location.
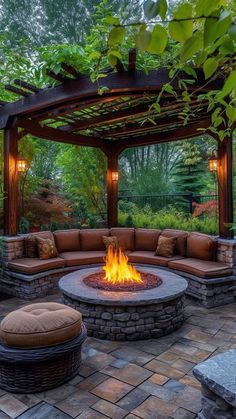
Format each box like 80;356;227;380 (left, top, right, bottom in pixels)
103;246;143;285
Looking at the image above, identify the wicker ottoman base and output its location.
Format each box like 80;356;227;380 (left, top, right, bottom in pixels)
0;324;87;393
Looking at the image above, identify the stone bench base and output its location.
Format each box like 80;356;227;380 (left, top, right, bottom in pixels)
193;349;236;419
1;264;235;308
171;269;236;308
0;265;103;300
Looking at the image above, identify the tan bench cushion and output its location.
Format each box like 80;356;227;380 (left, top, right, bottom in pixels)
60;251;106;266
135;228;161;251
8;257;65;274
168;258;232;278
53;229;80;252
129;251;183;267
80;229;109;251
0;302;82;348
110;228;135;250
187;232;217;261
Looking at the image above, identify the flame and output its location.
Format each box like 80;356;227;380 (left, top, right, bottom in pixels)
103;246;143;285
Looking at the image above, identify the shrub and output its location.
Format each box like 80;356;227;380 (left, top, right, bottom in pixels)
88;215;100;228
41;224;49;231
50;220;59;231
119;206;218;235
63;222;71;229
125;214;134;227
19;217;30;234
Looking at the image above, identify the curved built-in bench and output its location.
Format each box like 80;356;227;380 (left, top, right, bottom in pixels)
1;228;236;307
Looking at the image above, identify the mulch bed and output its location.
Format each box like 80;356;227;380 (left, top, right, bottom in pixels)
83;271;162;292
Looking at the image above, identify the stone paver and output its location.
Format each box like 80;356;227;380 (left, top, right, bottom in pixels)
170;407;196;419
91;378;133;403
101;363;152;386
55;391;99;417
17;402;72;419
0;395;27;419
132;395;178;418
0;293;235;418
117;388;149;411
92;399;127;418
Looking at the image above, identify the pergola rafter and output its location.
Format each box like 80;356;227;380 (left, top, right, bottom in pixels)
0;51;233;238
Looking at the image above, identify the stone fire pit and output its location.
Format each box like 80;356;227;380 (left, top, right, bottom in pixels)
59;266;188;340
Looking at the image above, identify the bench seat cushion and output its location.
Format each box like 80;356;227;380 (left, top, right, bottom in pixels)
110;228;135;250
8;257;65;274
53;229;80;252
129;251;183;266
0;302;82;348
80;229;109;251
135;228;161;251
59;251;106;266
168;258;232;278
187;233;216;261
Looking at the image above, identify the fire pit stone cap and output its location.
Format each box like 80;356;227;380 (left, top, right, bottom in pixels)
59;266;188;306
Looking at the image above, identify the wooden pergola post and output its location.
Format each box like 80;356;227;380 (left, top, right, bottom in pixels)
3;126;19;236
107;153;119;227
217;135;234;239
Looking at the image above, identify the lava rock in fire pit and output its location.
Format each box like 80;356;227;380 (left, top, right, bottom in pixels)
83;270;162;292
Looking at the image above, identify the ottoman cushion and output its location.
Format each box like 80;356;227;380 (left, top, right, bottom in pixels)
0;302;82;348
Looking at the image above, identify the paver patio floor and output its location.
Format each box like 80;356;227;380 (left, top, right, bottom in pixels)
0;292;235;419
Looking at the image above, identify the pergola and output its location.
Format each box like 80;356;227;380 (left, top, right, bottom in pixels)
0;50;233;238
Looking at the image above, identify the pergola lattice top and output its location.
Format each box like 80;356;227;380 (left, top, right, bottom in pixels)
0;50;233;238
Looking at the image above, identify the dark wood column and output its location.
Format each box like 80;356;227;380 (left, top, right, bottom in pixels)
107;153;119;227
217;135;234;239
4;126;19;235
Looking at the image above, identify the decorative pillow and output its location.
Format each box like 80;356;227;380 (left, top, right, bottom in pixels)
36;236;58;260
103;236;119;251
155;235;177;258
25;231;54;258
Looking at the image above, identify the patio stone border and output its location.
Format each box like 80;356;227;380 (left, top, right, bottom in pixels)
193;349;236;419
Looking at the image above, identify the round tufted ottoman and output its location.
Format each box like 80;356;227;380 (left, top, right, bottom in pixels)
0;302;87;393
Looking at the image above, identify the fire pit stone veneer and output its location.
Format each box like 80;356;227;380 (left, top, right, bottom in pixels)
59;266;188;340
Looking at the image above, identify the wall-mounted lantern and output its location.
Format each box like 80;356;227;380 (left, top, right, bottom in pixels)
208;154;218;172
17;156;28;173
111;171;119;182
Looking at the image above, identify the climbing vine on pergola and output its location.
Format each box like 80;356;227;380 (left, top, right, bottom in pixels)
0;53;234;238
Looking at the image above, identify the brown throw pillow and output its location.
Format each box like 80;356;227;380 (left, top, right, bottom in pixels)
103;236;119;251
155;235;177;258
36;236;58;260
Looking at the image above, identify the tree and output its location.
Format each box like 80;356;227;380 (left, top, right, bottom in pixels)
0;0;142;47
56;145;107;220
120;142;183;194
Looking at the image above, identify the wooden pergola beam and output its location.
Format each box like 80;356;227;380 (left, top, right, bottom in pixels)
113;119;212;153
116;59;125;73
3;126;19;235
129;49;136;72
17;118;109;152
61;63;79;78
5;85;30;97
56;97;208;133
30;95;130;121
60;102;156;132
14;80;40;93
217;135;234;239
103;113;208;139
46;70;66;83
0;70;223;129
107;154;119;227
